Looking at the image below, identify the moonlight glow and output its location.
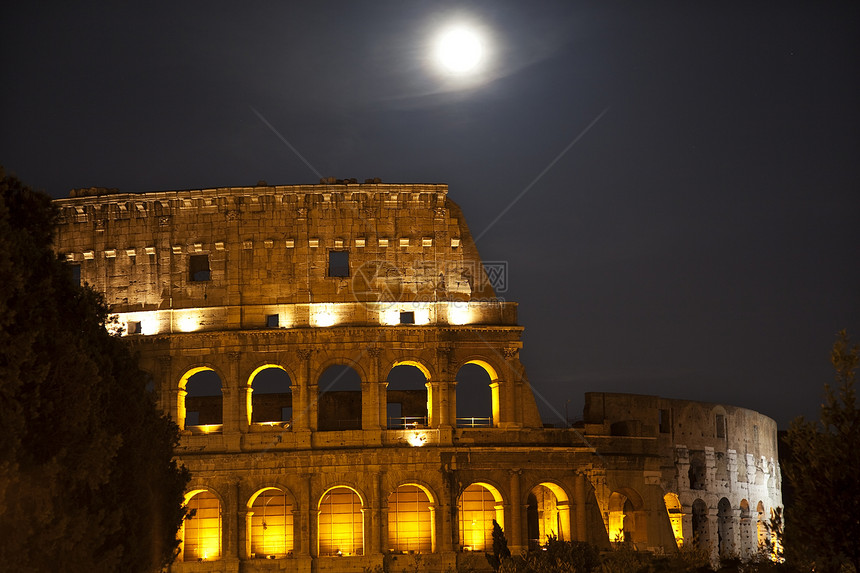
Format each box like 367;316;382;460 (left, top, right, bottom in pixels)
434;25;484;74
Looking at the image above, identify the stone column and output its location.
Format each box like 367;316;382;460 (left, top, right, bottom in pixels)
435;346;455;428
508;470;524;554
172;388;187;430
301;473;314;558
501;347;522;428
295;349;314;431
241;510;253;559
363;347;384;430
707;507;719;563
157;355;172;415
681;505;693;549
371;472;383;554
224;479;240;563
574;473;588;542
223;352;242;438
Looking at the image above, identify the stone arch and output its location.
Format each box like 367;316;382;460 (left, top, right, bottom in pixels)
526;481;571;548
317;485;365;556
691;498;709;551
717;497;734;557
247;364;293;426
737;498;753;554
386;360;431;428
179;366;224;431
387;482;436;553
458;481;505;552
756;501;767;548
181;488;223;562
317;363;363;431
607;488;646;546
455;358;501;427
664;492;684;547
246;486;294;559
688;451;706;490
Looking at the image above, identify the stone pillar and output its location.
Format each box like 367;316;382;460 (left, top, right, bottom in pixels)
502;347;522;428
435;346;455;428
364;347;384;430
242;385;253;428
295;349;314;431
707;508;719;563
241;510;253;559
681;505;693;548
574;473;588;542
508;470;524;554
157;355;172;416
225;479;240;563
172;388;187;430
301;473;314;558
371;472;383;554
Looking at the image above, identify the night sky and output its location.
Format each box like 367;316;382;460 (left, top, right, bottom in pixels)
2;2;858;428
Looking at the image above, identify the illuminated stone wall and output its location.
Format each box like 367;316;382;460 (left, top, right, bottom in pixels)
52;183;778;572
584;392;783;560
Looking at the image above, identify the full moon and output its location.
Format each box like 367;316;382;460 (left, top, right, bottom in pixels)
433;25;484;74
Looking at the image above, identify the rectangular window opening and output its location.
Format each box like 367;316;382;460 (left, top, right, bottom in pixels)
266;314;279;328
716;414;726;438
328;250;349;277
399;311;415;325
128;321;142;335
189;254;211;282
659;409;671;433
70;264;81;286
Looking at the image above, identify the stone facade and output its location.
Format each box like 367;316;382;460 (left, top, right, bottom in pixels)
52;182;781;571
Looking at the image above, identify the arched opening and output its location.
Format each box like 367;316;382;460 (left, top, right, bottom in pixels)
664;493;684;547
526;482;571;550
181;490;222;562
181;368;223;432
248;488;294;559
386;362;429;429
249;366;293;426
458;482;503;552
756;501;767;549
387;484;435;553
691;499;709;550
456;361;498;428
318;365;362;431
608;488;646;546
739;499;753;555
318;486;364;556
688;451;706;490
717;497;734;557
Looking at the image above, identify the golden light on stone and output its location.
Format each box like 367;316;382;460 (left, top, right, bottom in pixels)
447;301;471;325
178;312;200;332
406;431;428;447
311;304;336;327
182;490;222;562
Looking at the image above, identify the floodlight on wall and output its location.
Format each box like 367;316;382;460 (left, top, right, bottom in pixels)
447;302;471;325
407;431;428;447
312;305;336;327
178;313;200;332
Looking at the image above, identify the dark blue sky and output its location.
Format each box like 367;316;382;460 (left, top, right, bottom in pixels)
2;1;858;427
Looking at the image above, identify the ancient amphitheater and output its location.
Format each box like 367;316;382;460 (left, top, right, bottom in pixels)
53;181;782;572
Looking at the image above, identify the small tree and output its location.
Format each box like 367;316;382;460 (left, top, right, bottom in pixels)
782;330;860;572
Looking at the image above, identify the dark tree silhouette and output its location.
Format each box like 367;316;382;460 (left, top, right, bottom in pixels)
783;330;860;573
0;169;189;572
